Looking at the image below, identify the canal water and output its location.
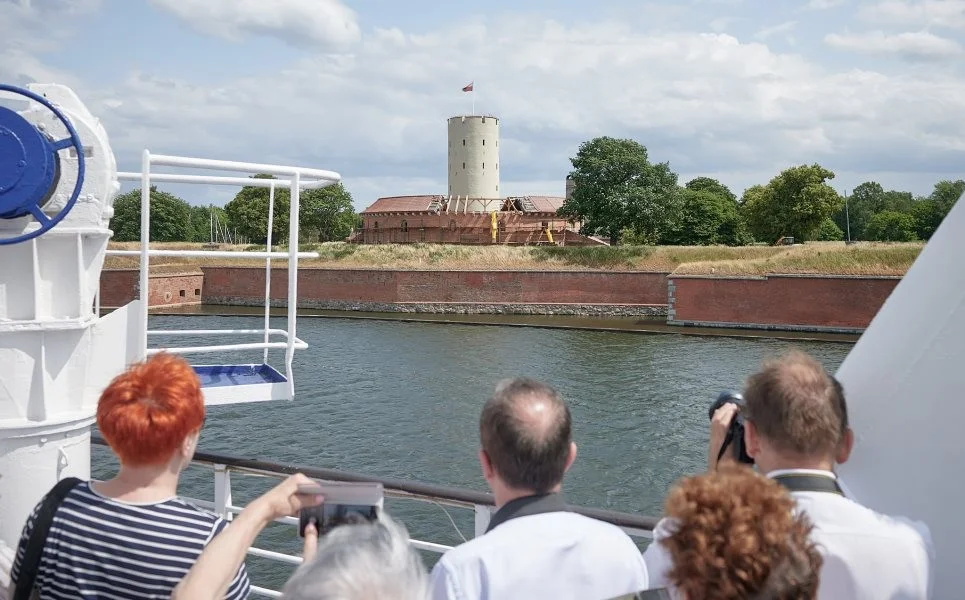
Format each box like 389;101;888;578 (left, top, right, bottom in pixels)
91;314;852;591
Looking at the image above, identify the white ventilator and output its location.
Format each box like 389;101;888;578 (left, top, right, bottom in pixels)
0;82;340;585
836;191;964;599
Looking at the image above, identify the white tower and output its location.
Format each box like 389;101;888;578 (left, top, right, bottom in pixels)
0;83;123;555
447;115;499;210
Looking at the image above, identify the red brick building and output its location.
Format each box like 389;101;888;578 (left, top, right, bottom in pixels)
349;194;604;246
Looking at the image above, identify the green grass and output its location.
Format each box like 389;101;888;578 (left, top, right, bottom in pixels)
104;241;924;276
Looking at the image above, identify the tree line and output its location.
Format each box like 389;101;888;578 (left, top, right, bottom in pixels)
558;137;963;245
109;175;361;244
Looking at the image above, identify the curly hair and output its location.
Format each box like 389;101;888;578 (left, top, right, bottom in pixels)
97;352;205;466
661;466;822;600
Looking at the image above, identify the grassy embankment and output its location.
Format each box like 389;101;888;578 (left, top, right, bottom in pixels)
104;241;922;276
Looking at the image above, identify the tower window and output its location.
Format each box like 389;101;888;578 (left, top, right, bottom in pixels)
463;139;466;146
482;139;486;146
463;162;466;169
483;162;485;169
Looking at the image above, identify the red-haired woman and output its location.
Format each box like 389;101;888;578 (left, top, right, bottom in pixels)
8;353;250;599
643;466;822;599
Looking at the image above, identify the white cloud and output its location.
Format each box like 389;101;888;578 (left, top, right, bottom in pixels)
807;0;848;9
859;0;965;29
2;3;964;209
754;21;797;40
148;0;361;48
824;30;962;59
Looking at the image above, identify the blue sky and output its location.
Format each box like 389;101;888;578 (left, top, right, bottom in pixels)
1;0;963;210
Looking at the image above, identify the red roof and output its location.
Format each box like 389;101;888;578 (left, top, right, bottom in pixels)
361;195;441;214
361;194;565;215
526;196;565;213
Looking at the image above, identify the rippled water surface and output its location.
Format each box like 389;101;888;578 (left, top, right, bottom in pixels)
92;315;851;589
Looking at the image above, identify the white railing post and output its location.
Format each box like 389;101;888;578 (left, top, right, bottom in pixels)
284;172;299;398
263;181;275;366
139;149;150;358
473;504;492;537
214;465;233;520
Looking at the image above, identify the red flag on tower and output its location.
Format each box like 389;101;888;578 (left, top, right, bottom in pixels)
462;82;474;92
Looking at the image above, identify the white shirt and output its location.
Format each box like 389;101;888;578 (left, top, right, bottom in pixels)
429;507;649;600
642;469;934;599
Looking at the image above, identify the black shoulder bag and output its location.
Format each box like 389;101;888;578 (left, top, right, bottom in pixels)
12;477;82;600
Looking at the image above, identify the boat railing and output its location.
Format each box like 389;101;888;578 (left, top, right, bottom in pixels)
90;436;658;598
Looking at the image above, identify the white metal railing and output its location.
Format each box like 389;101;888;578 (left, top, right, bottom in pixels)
90;434;657;598
115;153;341;399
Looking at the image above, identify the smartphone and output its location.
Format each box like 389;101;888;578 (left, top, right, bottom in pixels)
297;481;384;537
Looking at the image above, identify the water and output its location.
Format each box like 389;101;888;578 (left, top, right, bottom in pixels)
91;315;851;590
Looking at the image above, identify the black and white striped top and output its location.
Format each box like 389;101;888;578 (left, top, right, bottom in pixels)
11;481;250;599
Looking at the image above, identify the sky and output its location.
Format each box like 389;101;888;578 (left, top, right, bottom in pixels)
1;0;963;211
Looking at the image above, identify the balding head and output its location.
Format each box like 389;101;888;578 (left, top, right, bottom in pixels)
743;351;848;459
479;378;572;494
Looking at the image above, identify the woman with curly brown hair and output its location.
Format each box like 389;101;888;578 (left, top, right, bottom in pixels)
653;465;822;600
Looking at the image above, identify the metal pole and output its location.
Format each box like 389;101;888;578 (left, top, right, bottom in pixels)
139;149;150;357
263;182;275;366
845;190;851;242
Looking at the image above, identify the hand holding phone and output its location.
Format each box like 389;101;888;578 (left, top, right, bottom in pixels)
296;481;383;537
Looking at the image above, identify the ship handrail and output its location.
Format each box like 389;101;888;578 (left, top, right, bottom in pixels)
91;436;658;598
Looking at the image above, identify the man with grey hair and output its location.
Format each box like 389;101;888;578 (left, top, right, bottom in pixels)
281;515;428;599
429;378;649;599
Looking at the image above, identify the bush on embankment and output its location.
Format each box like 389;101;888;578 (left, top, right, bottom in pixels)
103;241;923;276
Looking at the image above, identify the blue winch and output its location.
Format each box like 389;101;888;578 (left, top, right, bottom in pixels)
0;84;86;245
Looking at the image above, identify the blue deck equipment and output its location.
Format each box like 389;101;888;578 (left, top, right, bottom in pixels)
0;84;86;245
193;364;289;388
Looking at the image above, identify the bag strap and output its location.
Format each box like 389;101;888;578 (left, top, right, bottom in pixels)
13;477;82;600
772;474;843;496
634;589;672;599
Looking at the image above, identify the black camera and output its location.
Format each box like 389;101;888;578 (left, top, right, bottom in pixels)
709;391;754;465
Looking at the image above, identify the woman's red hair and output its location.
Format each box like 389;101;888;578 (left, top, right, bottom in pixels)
96;352;205;466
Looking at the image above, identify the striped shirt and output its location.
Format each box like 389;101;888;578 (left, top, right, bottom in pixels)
10;481;250;599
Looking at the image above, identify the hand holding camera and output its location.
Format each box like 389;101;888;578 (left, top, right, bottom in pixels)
708;391;755;471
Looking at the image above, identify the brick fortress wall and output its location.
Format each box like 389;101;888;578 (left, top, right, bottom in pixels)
667;274;900;333
99;268;901;331
200;267;669;316
99;269;204;309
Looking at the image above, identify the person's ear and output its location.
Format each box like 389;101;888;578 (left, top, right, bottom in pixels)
564;442;577;472
744;420;761;459
478;448;495;481
836;427;854;464
180;429;200;458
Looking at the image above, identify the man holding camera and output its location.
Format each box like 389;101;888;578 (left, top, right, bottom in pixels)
642;350;933;599
429;378;649;599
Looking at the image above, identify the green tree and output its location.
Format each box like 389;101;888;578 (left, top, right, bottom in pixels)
224;175;292;244
300;182;361;242
558;137;679;244
909;180;964;240
865;211;918;242
931;179;965;212
685;177;737;204
881;190;914;214
109;187;191;242
185;204;229;243
662;186;748;245
816;218;844;241
224;175;360;244
833;181;882;240
910;199;944;240
741;164;842;243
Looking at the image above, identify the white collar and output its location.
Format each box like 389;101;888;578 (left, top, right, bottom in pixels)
766;468;837;480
